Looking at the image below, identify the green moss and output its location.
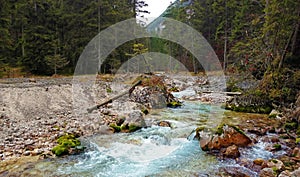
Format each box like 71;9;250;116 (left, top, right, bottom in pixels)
106;88;112;93
272;167;279;174
273;144;281;150
57;134;81;147
284;122;297;131
296;138;300;144
52;145;69;156
167;101;182;108
296;126;300;136
268;114;277;119
215;123;225;135
52;133;82;157
109;123;122;132
230;125;246;136
128;124;141;132
230;104;272;114
169;87;179;92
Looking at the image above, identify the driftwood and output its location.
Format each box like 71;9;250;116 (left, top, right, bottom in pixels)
201;91;242;96
87;80;142;113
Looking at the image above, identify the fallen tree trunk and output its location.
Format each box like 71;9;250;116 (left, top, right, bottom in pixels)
201;91;242;96
87;80;142;113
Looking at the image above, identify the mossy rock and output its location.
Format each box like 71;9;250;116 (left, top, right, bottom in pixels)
230;125;246;136
109;123;122;132
167;101;182;108
52;145;69;156
51;133;83;157
141;108;149;115
109;123;141;133
168;87;180;92
128;124;141;132
229;104;272;114
215;123;225;135
273;144;282;150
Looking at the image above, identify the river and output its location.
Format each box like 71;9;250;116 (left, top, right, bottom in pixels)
1;88;284;176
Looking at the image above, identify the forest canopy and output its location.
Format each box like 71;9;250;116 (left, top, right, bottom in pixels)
0;0;299;78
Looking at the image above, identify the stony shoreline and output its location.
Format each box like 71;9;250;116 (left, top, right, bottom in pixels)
0;77;138;161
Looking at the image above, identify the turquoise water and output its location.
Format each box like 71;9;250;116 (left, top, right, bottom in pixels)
24;101;225;177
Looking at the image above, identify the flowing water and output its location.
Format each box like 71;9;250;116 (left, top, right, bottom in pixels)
2;89;283;176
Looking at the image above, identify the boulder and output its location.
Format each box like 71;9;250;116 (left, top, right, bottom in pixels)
199;124;252;151
220;166;257;177
266;159;285;171
253;158;265;166
259;168;276;177
269;109;281;118
122;111;146;131
149;92;167;109
278;171;291;177
292;147;300;159
157;121;171;128
224;145;240;158
291;168;300;177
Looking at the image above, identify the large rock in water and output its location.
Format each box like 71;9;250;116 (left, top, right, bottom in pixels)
122;110;146;129
199;124;252;151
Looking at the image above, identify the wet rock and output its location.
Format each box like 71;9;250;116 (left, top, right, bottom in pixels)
220;166;257;177
291;168;300;177
248;127;267;135
31;149;43;156
97;125;114;135
266;159;285;171
269;109;281;118
224;145;240;158
292;147;300;159
259;168;276;177
157;121;171;127
199;124;252;151
278;170;291;177
253;158;265;166
123;111;146;129
149;92;167;109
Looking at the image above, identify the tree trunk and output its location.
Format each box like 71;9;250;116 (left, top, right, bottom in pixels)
87;80;142;113
21;23;25;57
291;10;300;55
278;30;294;69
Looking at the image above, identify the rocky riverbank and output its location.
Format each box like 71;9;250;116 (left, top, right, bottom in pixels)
0;74;214;161
0;76;147;160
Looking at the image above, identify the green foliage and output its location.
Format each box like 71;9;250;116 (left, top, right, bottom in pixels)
227;104;272;114
45;54;69;75
226;78;242;92
284;122;298;131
